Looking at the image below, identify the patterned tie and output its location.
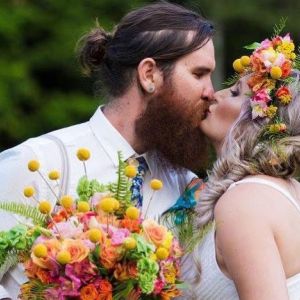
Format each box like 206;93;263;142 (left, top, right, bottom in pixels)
129;156;149;208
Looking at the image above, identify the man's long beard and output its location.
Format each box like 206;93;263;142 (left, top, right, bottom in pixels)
135;87;209;172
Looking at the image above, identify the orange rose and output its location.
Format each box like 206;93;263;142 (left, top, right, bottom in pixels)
250;54;267;74
248;74;275;92
80;284;99;300
142;219;168;247
97;279;113;300
24;260;52;283
31;239;61;269
281;60;292;78
100;241;123;269
61;239;90;263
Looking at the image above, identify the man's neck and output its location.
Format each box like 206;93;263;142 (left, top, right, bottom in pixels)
103;90;146;154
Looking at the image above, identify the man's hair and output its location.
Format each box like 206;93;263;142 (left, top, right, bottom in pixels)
78;1;214;98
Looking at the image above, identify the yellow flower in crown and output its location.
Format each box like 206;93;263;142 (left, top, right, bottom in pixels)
276;86;292;104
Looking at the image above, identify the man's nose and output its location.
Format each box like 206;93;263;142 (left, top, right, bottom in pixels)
202;83;215;102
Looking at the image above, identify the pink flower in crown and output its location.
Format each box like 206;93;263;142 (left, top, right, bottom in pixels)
282;33;292;43
111;228;130;246
252;89;271;103
260;38;273;49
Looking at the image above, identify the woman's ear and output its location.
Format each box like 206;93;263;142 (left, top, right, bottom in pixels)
137;58;163;94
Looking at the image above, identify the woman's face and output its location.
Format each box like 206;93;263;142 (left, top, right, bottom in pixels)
200;76;250;152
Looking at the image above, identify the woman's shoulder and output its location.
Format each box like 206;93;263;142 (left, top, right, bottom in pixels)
214;175;292;227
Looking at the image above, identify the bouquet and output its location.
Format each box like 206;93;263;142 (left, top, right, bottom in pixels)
0;149;184;300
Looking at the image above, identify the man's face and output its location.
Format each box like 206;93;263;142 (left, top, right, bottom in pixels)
168;39;215;125
135;40;216;171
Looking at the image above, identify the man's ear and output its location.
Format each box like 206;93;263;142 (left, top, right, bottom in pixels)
137;58;163;94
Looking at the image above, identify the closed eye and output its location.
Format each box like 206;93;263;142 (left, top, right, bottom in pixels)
230;88;239;97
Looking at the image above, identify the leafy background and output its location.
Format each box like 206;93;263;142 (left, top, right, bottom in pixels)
1;0;299;166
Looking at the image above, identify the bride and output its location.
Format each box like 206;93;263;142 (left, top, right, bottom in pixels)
179;31;300;299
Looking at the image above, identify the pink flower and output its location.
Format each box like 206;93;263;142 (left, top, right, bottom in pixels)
65;259;98;284
52;217;83;238
153;279;165;295
252;89;271;103
260;38;272;49
111;228;130;246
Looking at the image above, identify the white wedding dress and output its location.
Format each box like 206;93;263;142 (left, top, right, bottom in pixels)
178;178;300;299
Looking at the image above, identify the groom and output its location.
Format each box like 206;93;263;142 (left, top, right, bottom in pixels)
0;2;215;299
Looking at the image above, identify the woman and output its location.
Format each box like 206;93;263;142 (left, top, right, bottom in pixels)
179;32;300;299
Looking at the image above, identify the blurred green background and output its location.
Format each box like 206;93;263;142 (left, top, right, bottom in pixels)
0;0;299;152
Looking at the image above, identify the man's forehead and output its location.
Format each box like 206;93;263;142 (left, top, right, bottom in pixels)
186;40;215;69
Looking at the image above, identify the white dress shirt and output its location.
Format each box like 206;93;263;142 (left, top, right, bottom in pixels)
0;106;195;299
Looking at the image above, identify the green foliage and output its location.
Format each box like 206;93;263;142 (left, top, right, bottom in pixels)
244;42;260;50
19;280;55;300
77;176;108;201
223;73;240;87
0;250;18;281
163;210;213;253
0;202;46;225
272;17;287;38
109;151;132;213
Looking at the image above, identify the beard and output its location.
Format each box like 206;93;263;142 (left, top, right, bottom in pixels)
135;82;209;172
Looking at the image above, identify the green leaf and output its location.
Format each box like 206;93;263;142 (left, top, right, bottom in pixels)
244;42;260;50
0;250;18;281
272;17;287;38
0;202;46;225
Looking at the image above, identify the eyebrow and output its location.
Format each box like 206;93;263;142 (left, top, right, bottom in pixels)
192;66;214;74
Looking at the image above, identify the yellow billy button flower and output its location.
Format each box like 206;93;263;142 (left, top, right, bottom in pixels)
123;237;137;250
60;195;74;209
125;206;140;220
150;179;163;190
270;66;282;79
28;160;40;172
88;228;102;243
99;197;117;213
48;170;60;180
56;250;71;265
39;201;52;214
76;148;91;161
232;58;245;73
23;186;35;198
240;55;250;67
124;165;137;178
156;247;169;260
33;244;47;258
77;201;90;212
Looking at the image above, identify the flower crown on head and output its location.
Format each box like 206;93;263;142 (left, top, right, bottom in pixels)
229;18;300;137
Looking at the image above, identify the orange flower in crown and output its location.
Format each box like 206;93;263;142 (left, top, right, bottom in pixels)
230;19;300;136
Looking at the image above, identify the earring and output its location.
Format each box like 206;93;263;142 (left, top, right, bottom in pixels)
147;84;155;93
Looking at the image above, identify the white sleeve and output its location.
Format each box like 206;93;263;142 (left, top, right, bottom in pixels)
0;285;10;299
0;145;43;231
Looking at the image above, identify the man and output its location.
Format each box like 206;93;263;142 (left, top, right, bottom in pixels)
0;2;215;299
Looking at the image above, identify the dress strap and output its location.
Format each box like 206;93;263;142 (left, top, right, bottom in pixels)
229;178;300;213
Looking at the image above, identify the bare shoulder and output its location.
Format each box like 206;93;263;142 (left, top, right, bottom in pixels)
214;175;288;228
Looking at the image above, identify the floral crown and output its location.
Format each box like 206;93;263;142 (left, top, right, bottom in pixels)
229;19;300;137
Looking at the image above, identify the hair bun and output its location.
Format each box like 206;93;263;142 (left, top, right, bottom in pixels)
78;27;112;75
